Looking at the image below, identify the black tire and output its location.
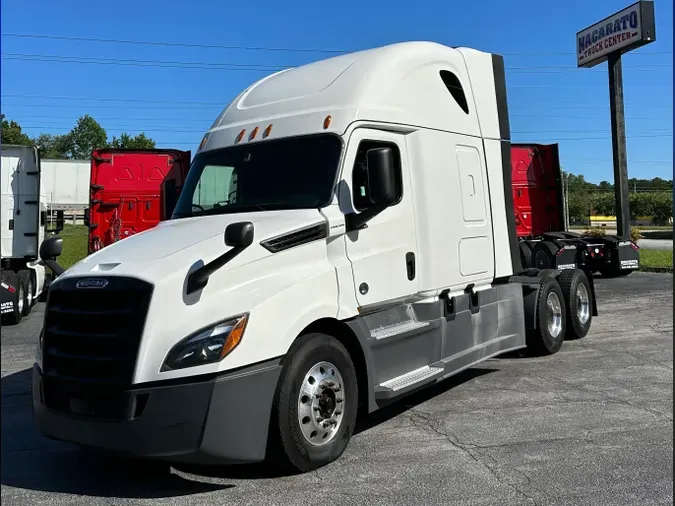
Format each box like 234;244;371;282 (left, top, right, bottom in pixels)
556;269;593;340
18;270;34;316
3;272;23;325
268;332;358;473
526;275;566;356
519;241;533;268
532;241;559;270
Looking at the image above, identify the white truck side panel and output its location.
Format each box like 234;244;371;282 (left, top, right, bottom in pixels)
406;129;495;295
1;146;41;260
40;159;90;210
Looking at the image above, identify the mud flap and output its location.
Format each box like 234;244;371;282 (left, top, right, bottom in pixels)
1;279;17;316
553;244;578;271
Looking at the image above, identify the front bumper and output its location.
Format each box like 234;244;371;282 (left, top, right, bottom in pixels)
33;358;282;464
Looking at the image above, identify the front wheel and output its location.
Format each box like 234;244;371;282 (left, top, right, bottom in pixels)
269;332;358;473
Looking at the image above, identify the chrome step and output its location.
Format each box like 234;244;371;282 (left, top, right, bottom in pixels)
370;320;430;340
379;364;444;392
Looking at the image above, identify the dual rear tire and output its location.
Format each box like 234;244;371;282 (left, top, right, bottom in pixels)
526;268;593;355
2;270;35;325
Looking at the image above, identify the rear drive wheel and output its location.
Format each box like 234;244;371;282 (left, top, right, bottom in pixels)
532;241;559;270
519;242;533;268
269;332;358;472
526;275;566;356
18;270;34;316
556;269;593;340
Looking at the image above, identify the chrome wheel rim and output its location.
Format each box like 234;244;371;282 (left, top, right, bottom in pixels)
297;361;345;446
546;291;563;338
576;283;590;325
17;283;24;313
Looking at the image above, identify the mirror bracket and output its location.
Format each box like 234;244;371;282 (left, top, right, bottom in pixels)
186;222;254;295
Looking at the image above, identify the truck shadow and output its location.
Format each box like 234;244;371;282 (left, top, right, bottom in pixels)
0;368;231;498
1;365;497;495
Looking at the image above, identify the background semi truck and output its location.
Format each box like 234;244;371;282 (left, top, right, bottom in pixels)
1;145;64;325
511;143;640;276
84;148;191;254
33;42;599;472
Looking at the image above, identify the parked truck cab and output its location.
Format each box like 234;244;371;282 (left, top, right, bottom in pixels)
33;41;597;472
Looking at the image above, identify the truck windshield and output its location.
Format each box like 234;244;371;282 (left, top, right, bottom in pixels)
173;134;343;218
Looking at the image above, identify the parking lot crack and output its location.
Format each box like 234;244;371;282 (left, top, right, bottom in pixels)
408;409;543;505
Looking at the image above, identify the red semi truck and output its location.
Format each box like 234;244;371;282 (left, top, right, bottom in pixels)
511;143;640;277
84;148;190;254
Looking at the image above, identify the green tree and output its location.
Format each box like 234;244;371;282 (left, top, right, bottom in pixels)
66;114;108;159
592;192;615;216
1;114;33;146
649;192;673;225
34;133;71;159
108;132;156;149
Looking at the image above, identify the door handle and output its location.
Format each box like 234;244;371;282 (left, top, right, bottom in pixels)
406;252;416;281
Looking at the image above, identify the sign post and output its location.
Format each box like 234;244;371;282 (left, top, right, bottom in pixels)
576;1;656;238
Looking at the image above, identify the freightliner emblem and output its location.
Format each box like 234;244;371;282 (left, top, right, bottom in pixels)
76;279;109;289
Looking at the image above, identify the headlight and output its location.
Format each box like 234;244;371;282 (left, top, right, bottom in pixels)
161;314;249;371
35;327;44;370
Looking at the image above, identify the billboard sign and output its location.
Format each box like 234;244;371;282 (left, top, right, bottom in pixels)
577;1;656;68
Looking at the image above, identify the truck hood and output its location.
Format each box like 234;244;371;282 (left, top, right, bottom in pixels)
60;209;326;280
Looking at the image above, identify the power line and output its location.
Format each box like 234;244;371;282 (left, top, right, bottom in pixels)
1;93;225;105
16;123;674;136
4;33;672;57
3;99;671;111
1;53;287;71
2;93;675;108
16;120;673;142
5;111;672;123
2;52;671;74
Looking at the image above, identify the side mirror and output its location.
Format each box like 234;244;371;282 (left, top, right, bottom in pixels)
225;221;254;248
40;236;63;260
46;210;65;234
186;221;255;294
366;147;398;206
83;208;90;227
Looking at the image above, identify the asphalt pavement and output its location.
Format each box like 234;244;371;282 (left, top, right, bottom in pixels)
1;272;672;506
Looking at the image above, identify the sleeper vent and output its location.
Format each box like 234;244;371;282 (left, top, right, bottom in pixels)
439;70;469;115
261;223;328;253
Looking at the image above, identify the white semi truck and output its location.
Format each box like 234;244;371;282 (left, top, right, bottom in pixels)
1;145;64;325
32;42;598;472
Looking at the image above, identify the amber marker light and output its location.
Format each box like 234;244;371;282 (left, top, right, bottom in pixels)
198;135;208;151
235;129;246;143
220;313;249;359
249;126;259;140
323;115;332;129
263;124;273;138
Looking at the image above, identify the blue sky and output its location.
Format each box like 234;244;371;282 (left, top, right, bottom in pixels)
1;0;672;183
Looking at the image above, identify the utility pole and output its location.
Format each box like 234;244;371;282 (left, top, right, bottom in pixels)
608;53;631;238
576;1;656;238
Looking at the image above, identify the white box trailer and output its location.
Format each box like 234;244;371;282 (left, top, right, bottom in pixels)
40;159;90;211
32;42;599;472
1;145;65;325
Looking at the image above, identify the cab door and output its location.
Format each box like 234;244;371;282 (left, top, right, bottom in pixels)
340;128;418;307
